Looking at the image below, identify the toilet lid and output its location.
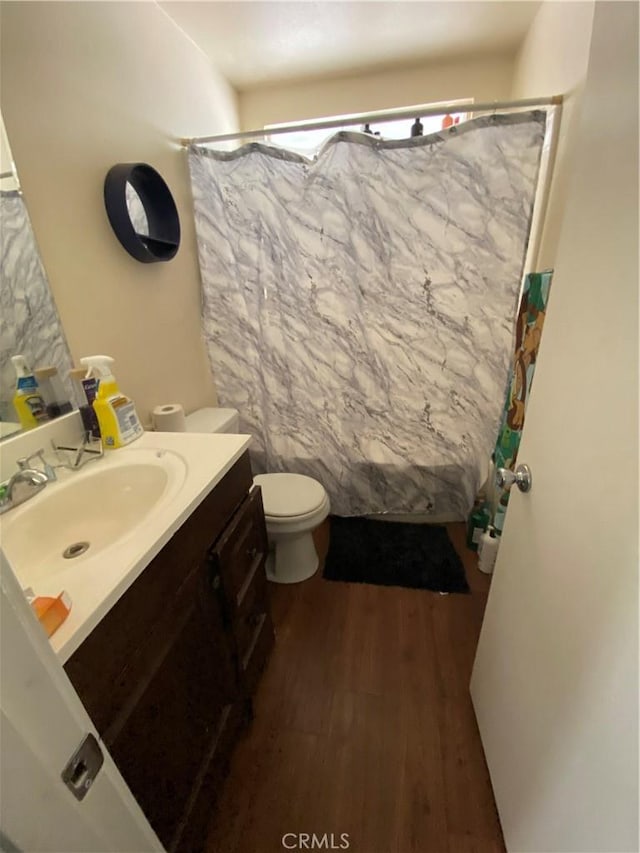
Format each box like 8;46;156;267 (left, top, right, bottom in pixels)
254;473;326;518
185;407;238;433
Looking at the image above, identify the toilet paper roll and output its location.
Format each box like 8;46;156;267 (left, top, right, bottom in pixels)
152;403;186;432
478;530;500;575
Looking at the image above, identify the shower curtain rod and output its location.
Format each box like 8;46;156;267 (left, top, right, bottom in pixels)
182;94;563;146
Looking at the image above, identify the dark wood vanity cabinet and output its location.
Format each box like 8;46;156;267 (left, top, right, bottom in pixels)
64;451;274;852
211;484;275;696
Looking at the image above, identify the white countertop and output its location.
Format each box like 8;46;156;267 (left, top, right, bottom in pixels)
0;421;22;439
3;430;252;663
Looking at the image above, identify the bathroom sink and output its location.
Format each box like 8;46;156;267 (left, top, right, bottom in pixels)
1;449;187;587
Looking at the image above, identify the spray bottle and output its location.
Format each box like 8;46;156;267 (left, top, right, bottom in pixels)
11;355;49;429
79;355;143;448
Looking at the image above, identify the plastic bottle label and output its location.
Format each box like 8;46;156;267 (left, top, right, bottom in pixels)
24;393;48;423
471;527;483;545
82;377;99;404
112;398;143;442
18;376;38;389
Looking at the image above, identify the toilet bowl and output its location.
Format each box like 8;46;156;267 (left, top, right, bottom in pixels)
254;473;330;584
183;408;330;584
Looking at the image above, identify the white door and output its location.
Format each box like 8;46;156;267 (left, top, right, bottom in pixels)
0;552;163;852
470;3;638;852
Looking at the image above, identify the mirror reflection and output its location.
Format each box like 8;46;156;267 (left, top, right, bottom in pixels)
125;181;149;237
0;112;75;440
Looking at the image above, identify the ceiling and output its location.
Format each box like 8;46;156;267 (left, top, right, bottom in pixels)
160;1;541;90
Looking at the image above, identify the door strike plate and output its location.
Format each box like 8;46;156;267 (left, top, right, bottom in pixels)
61;733;104;801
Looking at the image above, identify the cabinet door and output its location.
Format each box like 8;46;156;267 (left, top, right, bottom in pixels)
211;486;274;695
214;486;269;607
107;573;239;852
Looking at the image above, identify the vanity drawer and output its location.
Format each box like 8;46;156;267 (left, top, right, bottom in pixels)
241;610;275;696
214;486;268;604
233;556;268;663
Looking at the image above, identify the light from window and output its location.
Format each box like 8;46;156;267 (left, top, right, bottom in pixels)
264;100;472;157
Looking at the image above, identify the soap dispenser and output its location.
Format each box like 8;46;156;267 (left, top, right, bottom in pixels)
80;355;143;448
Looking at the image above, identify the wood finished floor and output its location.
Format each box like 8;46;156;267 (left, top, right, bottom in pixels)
207;521;504;853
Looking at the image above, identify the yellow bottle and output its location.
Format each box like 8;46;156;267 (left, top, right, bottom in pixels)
79;355;143;449
11;355;49;430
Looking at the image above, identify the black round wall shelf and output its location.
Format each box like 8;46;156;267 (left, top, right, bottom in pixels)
104;163;180;263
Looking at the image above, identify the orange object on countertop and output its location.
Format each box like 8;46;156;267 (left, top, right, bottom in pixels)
31;592;72;638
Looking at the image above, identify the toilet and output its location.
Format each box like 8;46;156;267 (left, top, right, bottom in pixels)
184;408;330;584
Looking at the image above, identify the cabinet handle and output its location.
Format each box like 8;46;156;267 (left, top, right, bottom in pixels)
211;573;221;590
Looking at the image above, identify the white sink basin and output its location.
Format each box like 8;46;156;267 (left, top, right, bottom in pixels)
1;448;187;587
0;429;252;662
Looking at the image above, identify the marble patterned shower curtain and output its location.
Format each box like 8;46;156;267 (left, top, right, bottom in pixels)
0;191;73;420
189;112;545;518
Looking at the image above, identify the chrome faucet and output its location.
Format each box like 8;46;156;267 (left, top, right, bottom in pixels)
17;448;57;481
0;436;104;515
52;432;103;470
0;450;53;515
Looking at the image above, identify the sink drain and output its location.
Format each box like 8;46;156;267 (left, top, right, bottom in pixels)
63;541;90;559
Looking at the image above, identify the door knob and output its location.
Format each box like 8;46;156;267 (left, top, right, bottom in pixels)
496;464;532;493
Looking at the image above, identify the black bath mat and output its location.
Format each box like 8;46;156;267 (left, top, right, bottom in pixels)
323;516;469;593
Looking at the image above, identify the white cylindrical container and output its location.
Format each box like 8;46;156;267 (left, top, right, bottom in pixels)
152;403;186;432
477;531;486;558
478;529;500;574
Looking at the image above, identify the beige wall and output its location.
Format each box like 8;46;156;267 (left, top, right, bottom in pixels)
239;53;515;130
511;1;595;267
0;114;19;191
1;1;239;424
0;0;596;424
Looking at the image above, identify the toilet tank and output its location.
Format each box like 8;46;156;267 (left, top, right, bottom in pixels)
185;407;240;434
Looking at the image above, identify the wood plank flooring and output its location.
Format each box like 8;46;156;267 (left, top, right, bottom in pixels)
206;521;504;853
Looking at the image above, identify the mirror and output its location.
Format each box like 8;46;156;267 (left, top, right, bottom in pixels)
104;162;180;263
125;181;149;237
0;112;75;441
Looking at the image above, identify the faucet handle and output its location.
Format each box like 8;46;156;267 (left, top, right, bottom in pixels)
17;448;56;481
17;448;45;470
49;432;102;470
